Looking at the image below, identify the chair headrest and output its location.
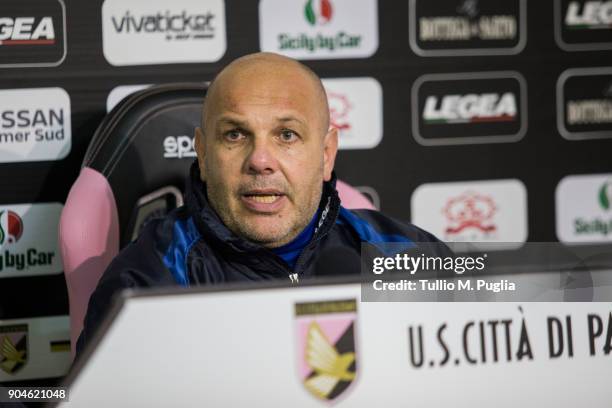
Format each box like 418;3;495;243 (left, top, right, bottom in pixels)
84;83;207;246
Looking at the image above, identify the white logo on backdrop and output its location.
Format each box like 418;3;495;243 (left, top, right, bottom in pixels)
0;203;63;278
411;179;528;249
102;0;226;66
259;0;379;60
322;77;383;149
0;88;71;163
556;173;612;243
163;135;196;159
423;93;517;124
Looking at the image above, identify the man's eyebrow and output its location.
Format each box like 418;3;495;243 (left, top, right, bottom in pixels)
216;116;249;128
215;115;307;127
277;116;306;126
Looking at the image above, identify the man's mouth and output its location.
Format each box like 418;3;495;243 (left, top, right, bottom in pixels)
241;190;287;212
247;194;282;204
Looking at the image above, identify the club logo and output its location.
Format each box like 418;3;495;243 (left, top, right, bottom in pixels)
557;67;612;140
0;324;28;375
102;0;226;66
0;0;66;67
443;191;497;239
555;0;612;50
305;0;333;26
411;179;528;249
259;0;378;60
295;299;357;403
409;0;525;56
412;72;526;146
0;211;24;245
556;174;612;242
322;77;383;149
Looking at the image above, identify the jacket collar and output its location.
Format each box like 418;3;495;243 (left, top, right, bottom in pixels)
184;161;341;261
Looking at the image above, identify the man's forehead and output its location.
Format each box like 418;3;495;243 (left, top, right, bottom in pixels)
216;112;308;127
217;67;317;101
203;53;329;130
215;85;314;115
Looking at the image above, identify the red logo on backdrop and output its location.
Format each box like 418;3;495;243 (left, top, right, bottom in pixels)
328;92;352;131
443;191;497;236
0;210;24;245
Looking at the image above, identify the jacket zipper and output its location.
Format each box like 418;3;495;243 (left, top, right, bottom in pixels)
288;196;335;284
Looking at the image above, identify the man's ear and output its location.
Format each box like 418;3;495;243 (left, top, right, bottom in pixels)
194;127;206;181
322;126;338;182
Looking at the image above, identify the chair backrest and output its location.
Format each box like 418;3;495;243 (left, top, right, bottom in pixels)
59;83;375;357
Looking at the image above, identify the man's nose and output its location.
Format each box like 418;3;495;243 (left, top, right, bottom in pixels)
243;136;278;175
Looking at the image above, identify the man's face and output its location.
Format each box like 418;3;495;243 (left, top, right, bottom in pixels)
195;59;337;248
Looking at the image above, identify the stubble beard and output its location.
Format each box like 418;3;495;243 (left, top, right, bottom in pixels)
206;178;322;248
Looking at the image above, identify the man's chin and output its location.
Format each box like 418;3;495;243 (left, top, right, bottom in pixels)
235;221;294;247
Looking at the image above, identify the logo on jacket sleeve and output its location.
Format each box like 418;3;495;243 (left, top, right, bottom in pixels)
295;299;357;403
0;324;28;375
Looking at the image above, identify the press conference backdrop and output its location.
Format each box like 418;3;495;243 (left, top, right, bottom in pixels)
0;0;611;384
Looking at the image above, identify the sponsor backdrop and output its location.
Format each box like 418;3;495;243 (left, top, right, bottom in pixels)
0;0;610;385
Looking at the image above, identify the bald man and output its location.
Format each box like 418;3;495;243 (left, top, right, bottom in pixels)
194;53;337;251
76;53;445;356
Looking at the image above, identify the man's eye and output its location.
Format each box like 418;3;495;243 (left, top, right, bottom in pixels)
279;129;298;142
225;130;244;141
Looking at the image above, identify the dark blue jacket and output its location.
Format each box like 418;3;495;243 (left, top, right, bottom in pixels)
76;163;445;356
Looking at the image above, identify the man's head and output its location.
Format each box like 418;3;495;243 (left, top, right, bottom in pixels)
194;52;338;248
